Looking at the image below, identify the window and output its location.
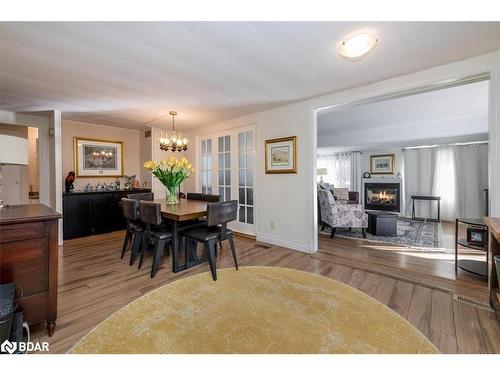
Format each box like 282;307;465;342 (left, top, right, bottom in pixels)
200;139;212;194
218;135;231;201
238;131;254;224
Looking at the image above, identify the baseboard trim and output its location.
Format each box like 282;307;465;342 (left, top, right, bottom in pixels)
256;232;313;253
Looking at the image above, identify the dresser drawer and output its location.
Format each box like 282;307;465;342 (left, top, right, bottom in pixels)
0;221;49;243
0;237;49;296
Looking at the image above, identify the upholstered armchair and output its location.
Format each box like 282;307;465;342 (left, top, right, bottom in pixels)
318;190;368;239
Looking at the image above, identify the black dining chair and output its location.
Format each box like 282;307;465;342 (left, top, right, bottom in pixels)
138;201;173;278
121;198;145;265
186;193;221;202
183;193;223;259
184;200;239;281
127;192;154;201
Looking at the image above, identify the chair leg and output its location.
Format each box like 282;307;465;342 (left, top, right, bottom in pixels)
151;239;167;278
330;227;336;238
129;232;143;266
206;240;217;281
121;230;132;259
321;224;325;231
138;235;148;270
362;228;367;239
228;235;238;270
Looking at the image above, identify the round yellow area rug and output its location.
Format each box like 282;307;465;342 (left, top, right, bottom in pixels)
70;267;438;354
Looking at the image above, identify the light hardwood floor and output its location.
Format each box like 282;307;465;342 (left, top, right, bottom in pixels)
31;230;500;354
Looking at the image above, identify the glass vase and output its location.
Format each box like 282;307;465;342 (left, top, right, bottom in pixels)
165;186;180;205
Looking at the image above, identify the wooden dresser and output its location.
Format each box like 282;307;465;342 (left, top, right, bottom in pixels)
0;204;61;336
483;216;500;322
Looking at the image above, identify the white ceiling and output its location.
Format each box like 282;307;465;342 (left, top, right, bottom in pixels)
317;80;489;152
0;22;499;130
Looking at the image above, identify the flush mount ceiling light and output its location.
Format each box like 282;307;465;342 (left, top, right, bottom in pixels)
338;33;378;60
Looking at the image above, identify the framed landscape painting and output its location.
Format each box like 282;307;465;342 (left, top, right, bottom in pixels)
370;154;395;175
74;137;123;177
265;136;297;174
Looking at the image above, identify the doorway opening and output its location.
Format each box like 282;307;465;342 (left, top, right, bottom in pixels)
314;76;491;300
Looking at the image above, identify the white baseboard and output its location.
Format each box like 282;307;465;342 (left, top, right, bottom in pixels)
256;232;313;253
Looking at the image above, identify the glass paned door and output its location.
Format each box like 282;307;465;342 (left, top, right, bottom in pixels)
198;125;255;235
238;131;254;225
201;139;212;194
217;135;231;201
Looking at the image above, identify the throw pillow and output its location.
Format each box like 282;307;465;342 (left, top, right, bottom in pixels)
333;187;349;201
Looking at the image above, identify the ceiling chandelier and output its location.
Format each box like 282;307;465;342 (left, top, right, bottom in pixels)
159;111;188;152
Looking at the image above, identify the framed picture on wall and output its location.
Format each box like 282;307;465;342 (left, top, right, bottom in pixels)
370;154;395;175
74;137;124;177
265;136;297;174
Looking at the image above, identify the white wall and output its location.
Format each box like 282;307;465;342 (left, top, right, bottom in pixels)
61;120;141;189
193;102;313;252
360;149;404;179
190;51;500;253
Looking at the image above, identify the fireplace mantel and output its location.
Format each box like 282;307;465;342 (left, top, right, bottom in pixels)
362;177;402;184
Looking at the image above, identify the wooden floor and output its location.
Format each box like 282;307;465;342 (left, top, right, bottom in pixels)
318;221;490;302
31;230;500;354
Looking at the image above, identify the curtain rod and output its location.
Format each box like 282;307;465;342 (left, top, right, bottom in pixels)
403;140;488;150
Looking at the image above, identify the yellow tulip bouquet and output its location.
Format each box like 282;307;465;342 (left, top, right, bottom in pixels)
143;157;195;204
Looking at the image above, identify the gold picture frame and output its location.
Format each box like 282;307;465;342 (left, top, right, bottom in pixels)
265;136;297;174
73;137;124;178
370;154;395;175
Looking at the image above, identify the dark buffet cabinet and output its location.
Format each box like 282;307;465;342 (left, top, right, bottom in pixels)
63;189;151;240
0;204;61;336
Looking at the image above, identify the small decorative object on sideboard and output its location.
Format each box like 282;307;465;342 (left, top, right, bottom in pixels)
65;171;75;193
124;175;136;189
467;226;488;247
265;136;297;174
363;172;371;178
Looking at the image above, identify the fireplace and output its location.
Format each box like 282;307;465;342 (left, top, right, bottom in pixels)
364;182;400;212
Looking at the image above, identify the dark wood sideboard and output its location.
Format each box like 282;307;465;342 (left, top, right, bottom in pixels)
0;204;61;336
63;189;151;240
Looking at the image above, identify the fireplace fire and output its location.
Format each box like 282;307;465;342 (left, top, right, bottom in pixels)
364;182;400;212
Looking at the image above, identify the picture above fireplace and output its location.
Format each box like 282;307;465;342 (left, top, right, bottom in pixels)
364;182;401;212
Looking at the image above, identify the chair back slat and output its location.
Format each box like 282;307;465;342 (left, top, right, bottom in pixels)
207;200;237;227
122;198;139;221
127;192;154;201
187;192;221;202
139;201;162;226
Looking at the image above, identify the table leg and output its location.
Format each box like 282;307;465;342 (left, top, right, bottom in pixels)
172;221;180;273
437;200;441;223
412;198;415;220
455;219;458;272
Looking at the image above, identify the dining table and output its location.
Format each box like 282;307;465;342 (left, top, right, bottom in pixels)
154;198;208;273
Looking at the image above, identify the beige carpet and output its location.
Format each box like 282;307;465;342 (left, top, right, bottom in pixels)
70;267;438;354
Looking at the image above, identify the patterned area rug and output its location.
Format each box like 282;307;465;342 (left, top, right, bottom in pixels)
70;267;438;354
320;217;444;251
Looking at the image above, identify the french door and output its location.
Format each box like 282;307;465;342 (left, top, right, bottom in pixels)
198;125;256;235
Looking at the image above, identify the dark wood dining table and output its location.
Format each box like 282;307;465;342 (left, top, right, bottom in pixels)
154;198;208;272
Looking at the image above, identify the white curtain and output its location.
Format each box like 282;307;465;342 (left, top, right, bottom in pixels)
317;152;360;191
404;144;488;221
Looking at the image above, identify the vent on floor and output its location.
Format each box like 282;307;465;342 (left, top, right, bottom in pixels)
255;244;271;249
453;294;493;311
